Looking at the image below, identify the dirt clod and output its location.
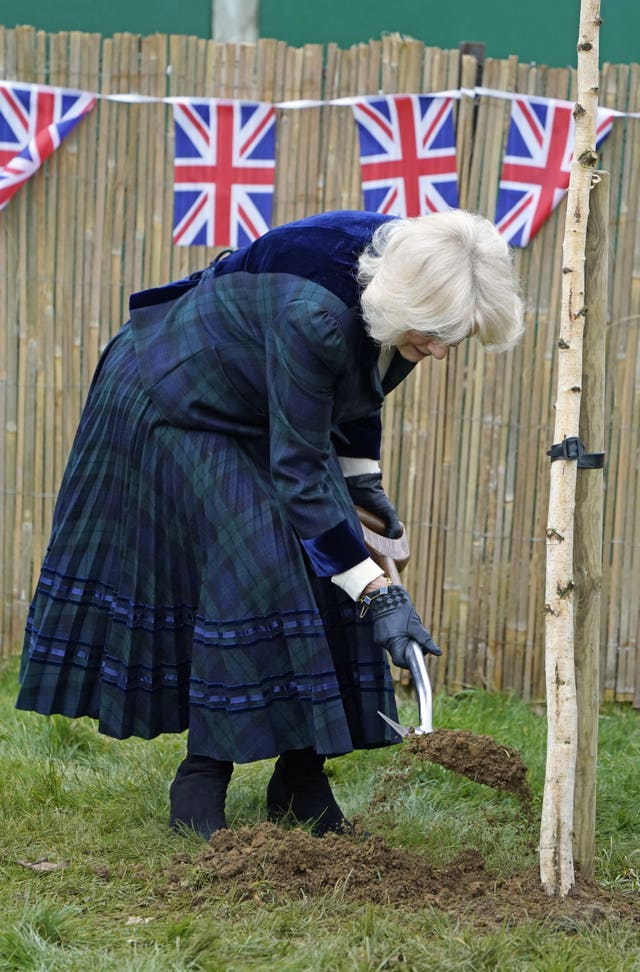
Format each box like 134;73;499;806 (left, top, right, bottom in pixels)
404;728;533;805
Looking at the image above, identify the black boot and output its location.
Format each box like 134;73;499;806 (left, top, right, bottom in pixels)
169;754;233;840
266;748;350;836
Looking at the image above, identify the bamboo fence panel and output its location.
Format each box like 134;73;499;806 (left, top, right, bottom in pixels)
283;48;307;221
456;53;480;211
601;60;640;701
0;29;639;708
336;44;361;210
0;32;8;656
1;31;14;651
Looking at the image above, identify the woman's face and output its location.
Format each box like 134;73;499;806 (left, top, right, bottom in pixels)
395;330;450;362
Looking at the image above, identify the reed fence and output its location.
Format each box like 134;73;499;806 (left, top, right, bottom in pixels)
1;25;639;705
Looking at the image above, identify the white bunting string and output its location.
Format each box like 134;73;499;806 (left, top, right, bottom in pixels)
2;78;639;117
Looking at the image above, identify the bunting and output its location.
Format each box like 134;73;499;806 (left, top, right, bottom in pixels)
0;82;96;211
0;80;625;249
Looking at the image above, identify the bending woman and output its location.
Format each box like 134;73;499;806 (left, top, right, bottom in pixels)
17;209;524;839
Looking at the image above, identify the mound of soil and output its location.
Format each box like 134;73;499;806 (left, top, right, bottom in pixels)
174;823;639;929
163;735;637;930
404;728;533;806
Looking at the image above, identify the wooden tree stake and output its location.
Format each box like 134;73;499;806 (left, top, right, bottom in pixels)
573;170;608;877
540;0;603;897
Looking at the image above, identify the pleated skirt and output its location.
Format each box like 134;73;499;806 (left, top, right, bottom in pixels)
16;324;399;761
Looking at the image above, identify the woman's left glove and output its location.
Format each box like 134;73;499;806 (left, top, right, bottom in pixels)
364;585;442;669
345;472;402;539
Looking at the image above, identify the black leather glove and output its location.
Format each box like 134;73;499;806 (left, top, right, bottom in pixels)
345;472;402;539
364;585;442;669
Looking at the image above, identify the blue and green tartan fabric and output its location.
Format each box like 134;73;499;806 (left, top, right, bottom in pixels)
17;211;414;762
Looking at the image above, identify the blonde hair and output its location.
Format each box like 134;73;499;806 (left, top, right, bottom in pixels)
357;210;524;352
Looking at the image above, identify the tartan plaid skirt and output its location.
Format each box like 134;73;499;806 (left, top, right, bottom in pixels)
16;324;398;761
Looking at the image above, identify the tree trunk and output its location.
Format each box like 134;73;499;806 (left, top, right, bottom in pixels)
212;0;260;42
573;170;608;876
540;0;603;897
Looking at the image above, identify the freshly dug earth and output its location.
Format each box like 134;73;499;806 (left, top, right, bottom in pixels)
169;823;639;930
404;728;533;806
163;735;638;930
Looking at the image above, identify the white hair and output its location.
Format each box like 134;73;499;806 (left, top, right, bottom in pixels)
357;210;524;352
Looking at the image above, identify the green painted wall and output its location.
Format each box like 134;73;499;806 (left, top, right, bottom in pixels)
3;0;210;39
259;0;639;68
3;1;638;67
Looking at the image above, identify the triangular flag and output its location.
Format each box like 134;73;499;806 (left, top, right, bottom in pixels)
172;99;276;247
352;94;459;217
495;95;615;247
0;82;96;211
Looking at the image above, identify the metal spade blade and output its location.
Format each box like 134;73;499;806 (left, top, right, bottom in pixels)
377;710;411;738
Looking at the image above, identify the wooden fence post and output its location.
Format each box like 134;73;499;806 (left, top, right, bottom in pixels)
573;170;609;876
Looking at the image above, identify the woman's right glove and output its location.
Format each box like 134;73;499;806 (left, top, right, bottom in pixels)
362;585;442;669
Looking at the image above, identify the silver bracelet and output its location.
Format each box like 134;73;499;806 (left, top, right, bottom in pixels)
358;578;392;617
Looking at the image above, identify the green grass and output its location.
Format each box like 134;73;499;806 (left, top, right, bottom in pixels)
0;655;638;971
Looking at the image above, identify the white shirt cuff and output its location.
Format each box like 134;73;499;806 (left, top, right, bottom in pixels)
338;457;381;476
331;557;384;600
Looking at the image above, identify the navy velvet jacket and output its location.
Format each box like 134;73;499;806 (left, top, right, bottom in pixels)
129;211;416;578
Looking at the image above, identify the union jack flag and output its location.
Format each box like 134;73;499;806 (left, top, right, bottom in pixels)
0;82;96;211
173;99;276;247
495;95;615;247
352;94;459;217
